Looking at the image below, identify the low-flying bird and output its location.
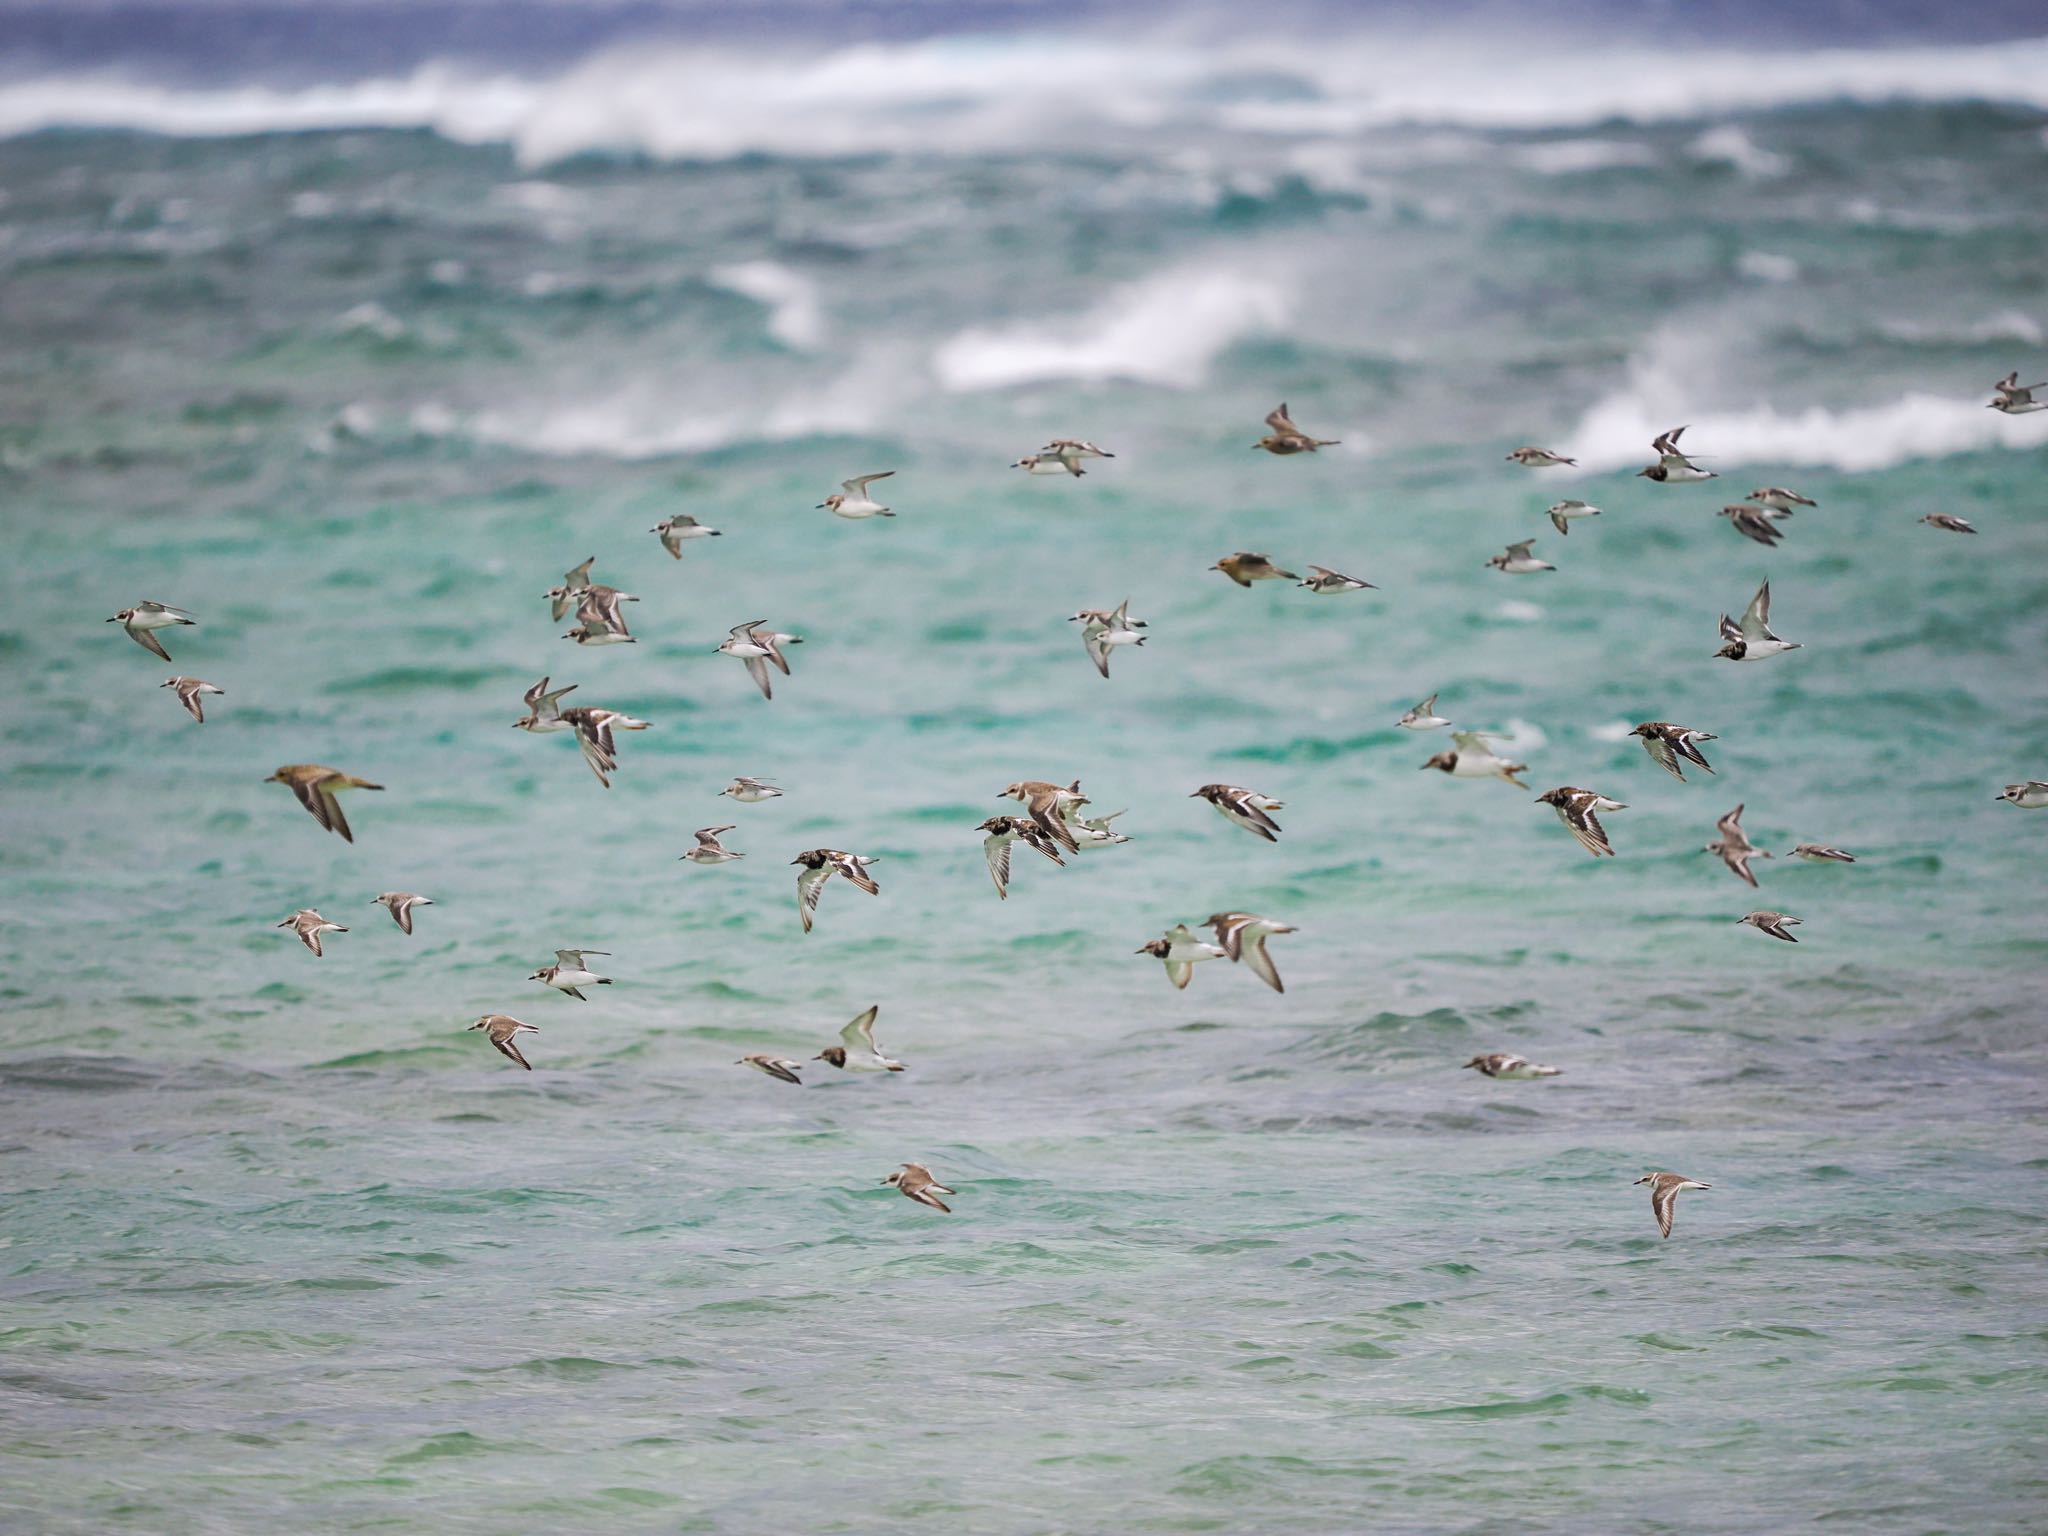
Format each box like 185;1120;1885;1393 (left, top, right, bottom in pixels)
1630;721;1717;781
1988;370;2046;414
1399;693;1450;731
1919;513;1977;534
1069;599;1147;678
1253;402;1339;454
159;676;224;722
109;600;196;661
1190;783;1285;842
1212;552;1298;587
651;514;721;558
792;849;880;933
1204;911;1297;993
1705;803;1772;888
1636;425;1716;482
1535;786;1626;858
976;815;1065;900
278;908;345;956
471;1014;540;1071
1137;924;1227;990
818;472;895;518
1546;500;1601;536
1714;579;1800;661
1486;539;1554;574
1464;1053;1561;1079
1506;446;1575;467
679;825;742;865
529;948;613;1000
266;764;383;842
1635;1171;1709;1238
371;891;432;934
883;1163;955;1212
543;556;596;623
736;1053;803;1085
1422;731;1528;787
718;620;802;699
1995;781;2048;807
1737;910;1802;943
815;1006;903;1072
1297;564;1376;594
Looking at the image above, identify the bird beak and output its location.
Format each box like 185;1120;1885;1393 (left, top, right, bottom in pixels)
814;501;828;509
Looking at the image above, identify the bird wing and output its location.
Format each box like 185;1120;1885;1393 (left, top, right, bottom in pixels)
1165;959;1193;990
495;1035;534;1071
574;729;615;786
1265;403;1298;435
983;833;1012;898
833;855;881;895
844;471;895;495
1652;1182;1677;1238
796;865;828;931
1640;733;1683;780
1450;730;1503;753
291;780;342;840
1238;931;1285;993
130;625;174;661
756;633;793;676
841;1006;881;1051
743;653;774;700
393;900;415;935
1741;580;1773;641
1082;624;1112;678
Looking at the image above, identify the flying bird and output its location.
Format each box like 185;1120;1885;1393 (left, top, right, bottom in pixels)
1137;924;1227;990
1204;912;1297;994
108;600;195;662
529;948;613;1001
883;1163;955;1213
1486;539;1554;574
651;514;721;558
1190;783;1285;842
1737;910;1802;943
1919;513;1977;534
266;764;383;843
371;891;432;934
1212;552;1298;587
1636;425;1716;483
1535;786;1626;858
1988;371;2046;414
1506;446;1575;467
1297;564;1376;594
976;815;1065;900
1714;579;1800;661
736;1053;803;1085
1635;1171;1709;1238
1546;500;1601;536
679;825;742;865
159;676;224;722
1069;599;1147;678
1464;1053;1561;1079
277;908;346;956
1422;731;1528;787
815;1006;903;1072
1253;402;1339;454
792;849;880;933
471;1014;540;1070
1630;721;1717;781
818;472;895;518
1705;803;1772;888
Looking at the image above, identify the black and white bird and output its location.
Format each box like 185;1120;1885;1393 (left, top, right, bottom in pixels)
679;825;742;865
975;815;1065;899
1714;579;1800;661
1546;500;1601;536
1464;1053;1561;1079
1720;502;1791;547
1636;425;1716;483
1190;783;1285;842
1535;786;1626;858
815;1006;902;1072
109;600;196;661
1737;910;1802;942
1486;539;1554;574
792;849;881;933
1204;911;1297;994
1136;924;1227;990
651;514;721;558
1068;599;1147;678
1630;721;1717;781
1988;371;2046;414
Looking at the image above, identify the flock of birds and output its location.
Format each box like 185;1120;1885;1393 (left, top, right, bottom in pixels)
105;376;2047;1237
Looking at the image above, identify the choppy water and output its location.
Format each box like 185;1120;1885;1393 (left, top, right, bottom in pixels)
3;26;2048;1534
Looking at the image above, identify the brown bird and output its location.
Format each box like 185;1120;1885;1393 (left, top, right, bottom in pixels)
1919;513;1977;534
266;764;384;843
1737;910;1802;943
1629;721;1717;782
277;908;345;956
371;891;433;935
1635;1171;1709;1238
1705;803;1772;888
470;1014;540;1070
1212;552;1298;587
883;1162;956;1213
159;676;224;723
1252;402;1339;454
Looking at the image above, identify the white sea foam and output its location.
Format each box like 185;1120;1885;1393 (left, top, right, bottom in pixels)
708;261;825;350
1688;124;1789;178
1510;139;1659;175
1494;601;1546;623
1736;250;1801;284
932;266;1288;391
1874;311;2045;348
5;36;2048;165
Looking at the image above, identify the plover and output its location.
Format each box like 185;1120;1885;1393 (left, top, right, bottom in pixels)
883;1162;954;1212
1045;438;1114;470
1989;371;2047;414
1063;805;1132;849
1636;425;1717;483
1919;513;1977;534
515;676;577;730
1996;781;2048;807
1212;552;1299;587
529;948;613;1000
1254;402;1339;454
815;1005;902;1072
1486;539;1554;574
792;848;880;933
818;472;895;518
1069;599;1147;679
544;556;596;623
555;706;649;788
1465;1053;1561;1079
266;764;383;843
1788;843;1855;862
1190;783;1285;843
159;676;223;722
108;601;195;662
371;891;432;934
1012;453;1079;477
737;1053;803;1085
1399;693;1451;731
720;776;784;804
564;585;638;646
1705;803;1772;888
1422;731;1529;788
651;514;721;558
1720;503;1790;547
278;908;345;956
679;825;742;865
1001;779;1088;854
1137;923;1227;990
470;1014;539;1071
1536;786;1626;858
1715;579;1800;661
1507;446;1576;467
1737;910;1802;943
1630;721;1717;781
1297;564;1377;594
1546;500;1601;536
1748;486;1816;512
976;815;1065;900
1635;1171;1709;1238
717;620;801;700
1204;911;1297;994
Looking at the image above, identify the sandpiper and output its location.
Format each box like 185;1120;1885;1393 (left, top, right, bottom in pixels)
1635;1171;1709;1238
883;1162;954;1213
1069;599;1147;679
1399;693;1450;731
720;777;784;803
159;676;223;722
976;815;1065;900
1788;843;1855;862
1016;439;1113;477
1737;910;1802;942
564;585;638;646
1720;503;1791;547
266;764;383;843
1191;783;1285;842
651;514;721;558
815;1005;902;1072
1464;1053;1561;1079
544;556;596;623
737;1053;804;1085
1297;564;1376;594
515;676;577;730
1536;786;1626;858
1989;371;2046;414
1205;912;1297;994
1422;731;1528;788
1212;552;1298;587
1137;924;1227;990
1507;446;1576;467
1706;803;1772;888
278;908;345;956
718;620;801;700
1001;779;1088;854
371;891;432;934
1715;579;1800;661
793;848;880;933
471;1014;539;1071
1012;453;1079;477
1919;513;1977;534
555;706;648;788
680;825;742;865
1748;486;1816;512
1996;781;2048;807
529;948;613;1000
109;601;195;662
1253;402;1339;454
1630;721;1717;781
818;472;895;518
1063;805;1132;849
1486;539;1554;574
1636;425;1717;482
1546;500;1601;536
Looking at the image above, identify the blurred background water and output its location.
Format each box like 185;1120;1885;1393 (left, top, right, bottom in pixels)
2;4;2047;1531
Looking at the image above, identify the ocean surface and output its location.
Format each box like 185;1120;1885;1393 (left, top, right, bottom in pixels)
3;21;2048;1533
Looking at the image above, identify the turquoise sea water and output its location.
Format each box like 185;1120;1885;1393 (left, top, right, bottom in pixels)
3;47;2048;1533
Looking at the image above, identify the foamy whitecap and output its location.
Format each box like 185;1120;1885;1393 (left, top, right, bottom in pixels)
1494;601;1546;622
1688;124;1789;178
708;262;825;351
1510;139;1659;175
1736;250;1800;284
1589;720;1639;743
932;266;1288;391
